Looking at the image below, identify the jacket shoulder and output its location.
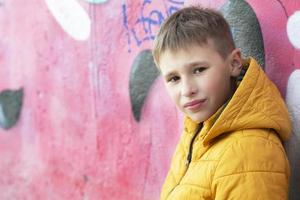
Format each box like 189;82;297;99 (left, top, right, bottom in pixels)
209;129;290;199
205;129;286;161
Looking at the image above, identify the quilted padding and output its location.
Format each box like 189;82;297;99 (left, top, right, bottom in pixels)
161;58;291;200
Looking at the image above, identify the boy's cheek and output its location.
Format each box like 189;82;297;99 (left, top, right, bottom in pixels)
166;88;181;106
204;79;220;93
167;89;178;103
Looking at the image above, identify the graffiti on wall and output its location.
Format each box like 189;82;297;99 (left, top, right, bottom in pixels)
284;7;300;194
45;0;91;41
129;50;159;121
122;0;185;52
220;0;265;67
0;0;300;200
285;69;300;200
84;0;108;4
0;89;23;130
287;11;300;49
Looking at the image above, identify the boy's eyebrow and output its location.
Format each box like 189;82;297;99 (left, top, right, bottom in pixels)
163;71;177;79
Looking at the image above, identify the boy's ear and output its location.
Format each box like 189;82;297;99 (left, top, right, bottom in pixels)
229;49;243;77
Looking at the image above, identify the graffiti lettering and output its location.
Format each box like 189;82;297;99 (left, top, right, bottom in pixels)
122;0;185;52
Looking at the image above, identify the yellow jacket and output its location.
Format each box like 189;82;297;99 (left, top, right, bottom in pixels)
161;58;291;200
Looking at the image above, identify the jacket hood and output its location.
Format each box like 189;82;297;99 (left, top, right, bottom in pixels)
184;58;291;144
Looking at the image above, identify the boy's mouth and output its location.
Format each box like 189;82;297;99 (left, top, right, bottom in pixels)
184;99;206;110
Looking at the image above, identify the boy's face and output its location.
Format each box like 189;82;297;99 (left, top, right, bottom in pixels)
159;41;241;123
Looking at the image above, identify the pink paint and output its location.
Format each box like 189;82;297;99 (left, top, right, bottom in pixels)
246;0;294;95
0;0;299;199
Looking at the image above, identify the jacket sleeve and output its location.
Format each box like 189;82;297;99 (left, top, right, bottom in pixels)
211;135;289;200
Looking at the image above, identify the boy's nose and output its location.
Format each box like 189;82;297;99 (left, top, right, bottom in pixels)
182;79;198;97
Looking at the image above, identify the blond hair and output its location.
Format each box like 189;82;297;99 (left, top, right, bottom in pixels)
153;6;235;65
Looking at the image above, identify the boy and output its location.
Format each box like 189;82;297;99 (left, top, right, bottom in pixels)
153;6;291;200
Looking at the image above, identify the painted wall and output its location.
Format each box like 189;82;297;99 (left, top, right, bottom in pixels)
0;0;299;199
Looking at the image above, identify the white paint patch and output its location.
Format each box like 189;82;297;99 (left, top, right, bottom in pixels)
84;0;108;4
45;0;91;41
286;70;300;134
287;11;300;49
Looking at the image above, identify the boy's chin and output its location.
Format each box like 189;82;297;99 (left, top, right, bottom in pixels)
187;113;208;124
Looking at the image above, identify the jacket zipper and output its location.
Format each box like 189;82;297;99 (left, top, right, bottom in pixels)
186;123;203;166
165;123;204;199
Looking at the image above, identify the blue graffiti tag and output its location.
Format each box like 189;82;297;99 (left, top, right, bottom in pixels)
122;0;185;52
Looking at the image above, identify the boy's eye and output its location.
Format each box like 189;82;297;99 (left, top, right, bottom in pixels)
194;67;206;74
167;76;180;83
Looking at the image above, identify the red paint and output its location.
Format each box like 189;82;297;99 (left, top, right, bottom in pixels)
0;0;299;199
